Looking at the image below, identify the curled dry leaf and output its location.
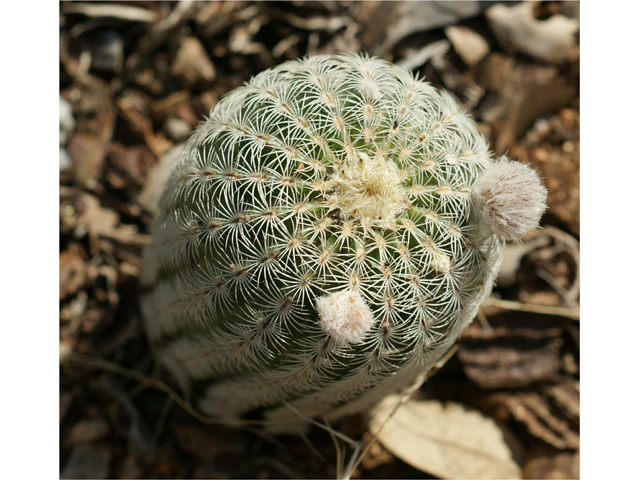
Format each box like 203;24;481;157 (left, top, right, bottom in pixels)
459;313;564;389
544;378;580;424
482;388;579;451
368;395;523;479
523;442;579;479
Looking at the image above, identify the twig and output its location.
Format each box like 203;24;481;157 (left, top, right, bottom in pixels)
477;309;493;332
282;401;360;480
345;372;428;480
298;429;325;463
324;417;343;479
65;353;291;427
148;395;173;458
525;226;580;303
485;297;580;320
62;2;160;22
536;267;580;309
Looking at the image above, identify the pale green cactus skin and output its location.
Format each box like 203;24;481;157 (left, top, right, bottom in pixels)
140;54;512;428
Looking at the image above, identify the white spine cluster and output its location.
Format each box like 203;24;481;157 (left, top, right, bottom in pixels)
316;291;375;346
473;157;547;241
140;54;544;428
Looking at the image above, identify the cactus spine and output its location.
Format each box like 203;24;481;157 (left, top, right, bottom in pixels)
141;54;545;429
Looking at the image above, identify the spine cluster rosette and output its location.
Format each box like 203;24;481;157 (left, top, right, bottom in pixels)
141;53;545;430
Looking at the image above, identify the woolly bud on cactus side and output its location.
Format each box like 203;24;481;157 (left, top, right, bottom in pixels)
140;53;547;429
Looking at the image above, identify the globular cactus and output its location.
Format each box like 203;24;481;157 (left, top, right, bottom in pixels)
141;53;546;430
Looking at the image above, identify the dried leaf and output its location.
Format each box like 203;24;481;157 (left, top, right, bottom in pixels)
544;378;580;424
67;133;109;188
171;36;216;87
60;247;87;300
106;143;157;189
66;75;116;144
379;1;484;54
444;26;490;66
477;54;575;154
369;396;523;479
149;90;191;123
483;390;579;450
459;314;564;389
137;144;185;213
523;442;579;479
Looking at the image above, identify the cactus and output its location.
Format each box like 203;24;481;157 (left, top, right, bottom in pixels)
140;53;546;430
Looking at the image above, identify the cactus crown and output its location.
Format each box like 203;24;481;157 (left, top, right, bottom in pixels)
141;53;545;428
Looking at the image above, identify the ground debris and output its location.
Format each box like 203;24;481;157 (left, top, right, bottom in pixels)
369;395;523;479
59;2;579;478
522;442;579;479
61;443;112;480
479;385;580;451
459;314;565;389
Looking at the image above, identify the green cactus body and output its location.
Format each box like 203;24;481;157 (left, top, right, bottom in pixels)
141;54;544;429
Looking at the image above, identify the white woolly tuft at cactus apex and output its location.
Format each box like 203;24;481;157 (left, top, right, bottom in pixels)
140;53;547;431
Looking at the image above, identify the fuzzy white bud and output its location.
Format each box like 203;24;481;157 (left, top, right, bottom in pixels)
316;291;375;346
474;157;547;241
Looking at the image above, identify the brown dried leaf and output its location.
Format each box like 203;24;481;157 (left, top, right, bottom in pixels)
65;76;115;144
444;26;490;66
171;36;216;87
137;144;185;213
60;188;120;254
544;378;580;424
60;245;87;300
67;133;109;188
459;314;564;389
98;227;150;267
106;142;157;189
477;54;575;154
125;1;201;72
369;396;523;479
523;442;579;479
483;390;579;450
116;92;171;158
149;90;191;124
